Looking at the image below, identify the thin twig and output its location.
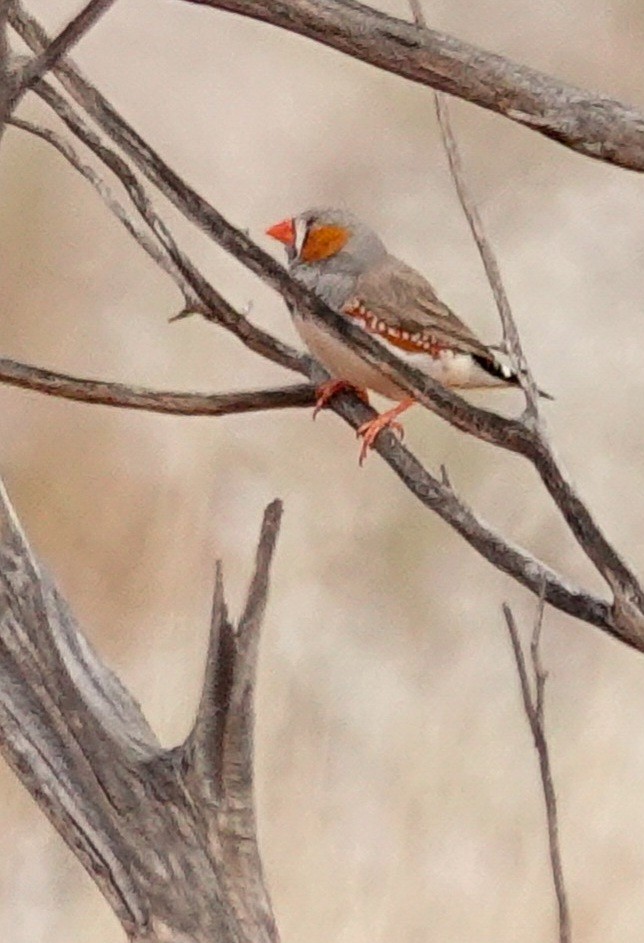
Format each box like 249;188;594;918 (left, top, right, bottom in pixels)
408;0;540;419
8;116;204;313
0;355;317;415
16;0;117;94
34;77;305;375
23;83;217;320
503;600;571;943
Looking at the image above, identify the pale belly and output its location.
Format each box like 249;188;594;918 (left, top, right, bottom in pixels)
293;314;508;400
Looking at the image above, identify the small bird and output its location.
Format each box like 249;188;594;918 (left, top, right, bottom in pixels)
267;207;542;463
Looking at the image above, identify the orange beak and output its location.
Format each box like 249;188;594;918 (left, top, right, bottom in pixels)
266;217;295;247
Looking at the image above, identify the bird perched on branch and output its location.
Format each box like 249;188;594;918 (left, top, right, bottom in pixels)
267;207;543;463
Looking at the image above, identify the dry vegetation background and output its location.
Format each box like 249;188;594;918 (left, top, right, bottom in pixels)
0;0;643;940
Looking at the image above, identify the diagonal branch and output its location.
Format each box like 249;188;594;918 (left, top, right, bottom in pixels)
0;354;317;416
189;500;282;803
8;116;205;311
172;0;644;172
432;95;541;418
15;0;117;95
410;0;540;419
186;501;283;943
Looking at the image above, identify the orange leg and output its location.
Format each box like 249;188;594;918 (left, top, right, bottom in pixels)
357;397;415;465
313;379;369;420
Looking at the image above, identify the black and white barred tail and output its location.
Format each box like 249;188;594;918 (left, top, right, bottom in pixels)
473;354;553;400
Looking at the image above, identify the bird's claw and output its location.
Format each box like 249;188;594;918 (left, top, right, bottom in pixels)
357;415;405;465
313;380;369;419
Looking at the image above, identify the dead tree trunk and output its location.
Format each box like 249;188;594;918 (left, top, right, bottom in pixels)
0;478;281;943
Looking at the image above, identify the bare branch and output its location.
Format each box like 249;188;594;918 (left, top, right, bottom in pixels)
180;502;283;943
168;0;644;172
0;354;317;416
409;0;541;420
10;0;644;173
0;478;281;943
16;0;117;94
225;498;282;789
8;116;204;311
436;96;541;415
503;600;571;943
190;500;282;802
32;76;306;376
187;503;283;942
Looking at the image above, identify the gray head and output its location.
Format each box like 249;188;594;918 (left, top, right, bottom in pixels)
266;207;387;276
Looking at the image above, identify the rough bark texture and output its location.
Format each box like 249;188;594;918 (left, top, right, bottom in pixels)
0;355;316;417
182;0;644;172
0;478;282;943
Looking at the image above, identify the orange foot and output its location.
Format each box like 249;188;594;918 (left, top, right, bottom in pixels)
313;379;369;420
357;398;415;466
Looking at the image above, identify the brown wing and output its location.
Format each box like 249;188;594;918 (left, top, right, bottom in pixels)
345;255;495;361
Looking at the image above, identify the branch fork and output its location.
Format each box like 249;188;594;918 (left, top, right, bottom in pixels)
0;475;282;943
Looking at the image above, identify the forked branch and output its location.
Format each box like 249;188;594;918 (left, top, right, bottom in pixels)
0;477;282;943
15;0;117;95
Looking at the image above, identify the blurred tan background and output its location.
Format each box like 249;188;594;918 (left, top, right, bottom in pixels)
0;0;643;939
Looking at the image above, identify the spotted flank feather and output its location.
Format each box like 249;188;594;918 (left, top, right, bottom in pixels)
343;294;552;398
343;299;445;357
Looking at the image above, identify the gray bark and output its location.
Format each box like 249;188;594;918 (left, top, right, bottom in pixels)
0;479;282;943
182;0;644;173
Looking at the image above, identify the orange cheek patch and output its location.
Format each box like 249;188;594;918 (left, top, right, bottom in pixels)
301;225;349;262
